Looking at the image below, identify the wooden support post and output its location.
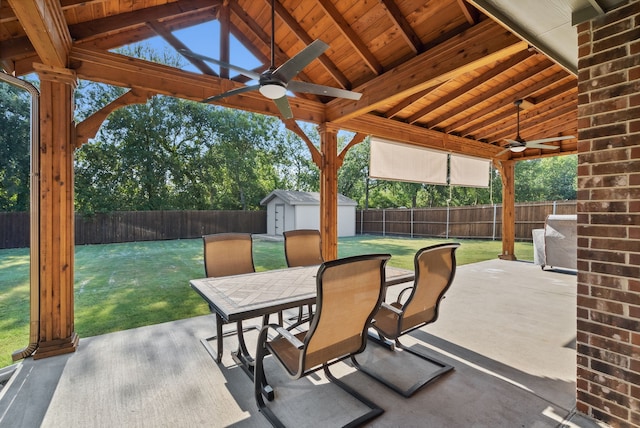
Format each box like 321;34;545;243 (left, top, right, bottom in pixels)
318;124;339;261
494;159;517;260
34;63;79;359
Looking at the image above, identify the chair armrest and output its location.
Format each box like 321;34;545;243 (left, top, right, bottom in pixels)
380;301;403;315
271;325;304;349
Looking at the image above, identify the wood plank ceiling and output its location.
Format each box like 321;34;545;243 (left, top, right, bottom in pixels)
1;0;578;161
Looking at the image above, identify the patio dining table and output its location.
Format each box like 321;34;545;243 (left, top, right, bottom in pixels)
189;264;414;379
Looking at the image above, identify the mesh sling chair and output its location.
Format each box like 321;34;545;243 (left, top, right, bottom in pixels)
254;254;391;428
351;242;460;397
283;229;324;323
202;233;283;364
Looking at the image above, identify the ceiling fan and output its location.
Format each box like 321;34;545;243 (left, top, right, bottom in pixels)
180;0;361;119
498;100;575;155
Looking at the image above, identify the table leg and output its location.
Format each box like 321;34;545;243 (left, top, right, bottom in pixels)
216;313;224;363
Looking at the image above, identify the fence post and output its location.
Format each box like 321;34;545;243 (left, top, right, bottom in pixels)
553;200;557;215
411;208;414;238
382;209;386;236
360;209;363;235
446;205;450;239
492;204;497;240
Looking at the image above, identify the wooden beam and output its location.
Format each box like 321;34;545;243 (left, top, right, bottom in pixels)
33;62;79;358
494;159;516;260
219;2;230;79
326;20;528;122
8;0;72;68
380;0;423;54
317;0;383;75
318;123;339;261
70;47;326;123
338;113;503;159
75;89;154;148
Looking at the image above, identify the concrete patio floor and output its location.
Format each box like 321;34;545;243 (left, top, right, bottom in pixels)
0;258;609;427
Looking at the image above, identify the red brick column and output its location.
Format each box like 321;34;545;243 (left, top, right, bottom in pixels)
576;0;640;426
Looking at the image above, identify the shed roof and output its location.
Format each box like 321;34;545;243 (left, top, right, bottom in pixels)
260;190;357;207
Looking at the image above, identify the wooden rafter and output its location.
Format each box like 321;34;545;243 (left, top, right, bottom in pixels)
326;20;527;122
425;58;557;129
379;0;423;54
270;0;351;89
384;83;444;119
457;0;480;24
406;49;536;124
219;2;230;79
317;0;382;75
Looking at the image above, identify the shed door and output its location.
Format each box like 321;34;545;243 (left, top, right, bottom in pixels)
274;203;285;235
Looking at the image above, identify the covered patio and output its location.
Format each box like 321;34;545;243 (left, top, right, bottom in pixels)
1;0;639;426
1;259;605;427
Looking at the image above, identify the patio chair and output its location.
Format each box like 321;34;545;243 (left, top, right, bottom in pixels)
254;253;391;427
202;233;282;363
351;242;460;397
283;229;324;322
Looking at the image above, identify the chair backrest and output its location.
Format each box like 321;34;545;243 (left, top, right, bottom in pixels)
400;243;460;332
301;254;390;371
283;229;324;267
203;233;255;277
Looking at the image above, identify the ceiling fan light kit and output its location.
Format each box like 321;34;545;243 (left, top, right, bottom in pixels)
259;83;287;99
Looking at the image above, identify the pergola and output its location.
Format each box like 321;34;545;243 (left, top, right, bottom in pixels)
0;0;589;359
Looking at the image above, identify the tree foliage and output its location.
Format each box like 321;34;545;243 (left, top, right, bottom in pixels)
1;44;578;214
0;82;32;211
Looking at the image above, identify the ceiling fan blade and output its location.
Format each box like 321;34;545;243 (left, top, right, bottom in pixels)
179;49;262;81
504;139;524;147
525;135;575;145
273;39;329;82
287;81;362;100
201;84;260;103
526;142;561;150
496;147;511;157
273;96;293;119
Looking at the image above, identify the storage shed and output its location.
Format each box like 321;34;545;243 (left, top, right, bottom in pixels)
261;190;357;237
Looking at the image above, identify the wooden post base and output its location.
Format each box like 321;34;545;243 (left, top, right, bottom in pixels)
34;333;79;360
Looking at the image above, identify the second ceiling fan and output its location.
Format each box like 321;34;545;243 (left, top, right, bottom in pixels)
180;0;361;119
498;99;574;155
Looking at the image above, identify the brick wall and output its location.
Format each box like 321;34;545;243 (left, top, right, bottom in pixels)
576;0;640;426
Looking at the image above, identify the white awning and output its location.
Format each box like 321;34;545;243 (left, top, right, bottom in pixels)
369;137;490;188
449;154;490;187
369;137;447;184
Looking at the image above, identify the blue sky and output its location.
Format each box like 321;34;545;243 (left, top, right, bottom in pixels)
133;21;263;77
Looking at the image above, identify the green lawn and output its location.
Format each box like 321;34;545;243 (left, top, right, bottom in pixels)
0;236;533;368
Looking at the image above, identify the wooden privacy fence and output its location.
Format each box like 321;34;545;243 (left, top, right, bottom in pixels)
0;210;266;249
356;200;576;241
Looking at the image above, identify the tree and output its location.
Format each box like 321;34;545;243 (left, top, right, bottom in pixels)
0;82;32;211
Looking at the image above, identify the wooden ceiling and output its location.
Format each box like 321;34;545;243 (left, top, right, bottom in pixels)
1;0;578;161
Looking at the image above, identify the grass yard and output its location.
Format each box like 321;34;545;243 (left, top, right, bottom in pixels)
0;235;533;368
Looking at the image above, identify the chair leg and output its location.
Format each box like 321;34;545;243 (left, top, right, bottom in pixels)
254;327;280;426
322;363;384;428
351;338;453;398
